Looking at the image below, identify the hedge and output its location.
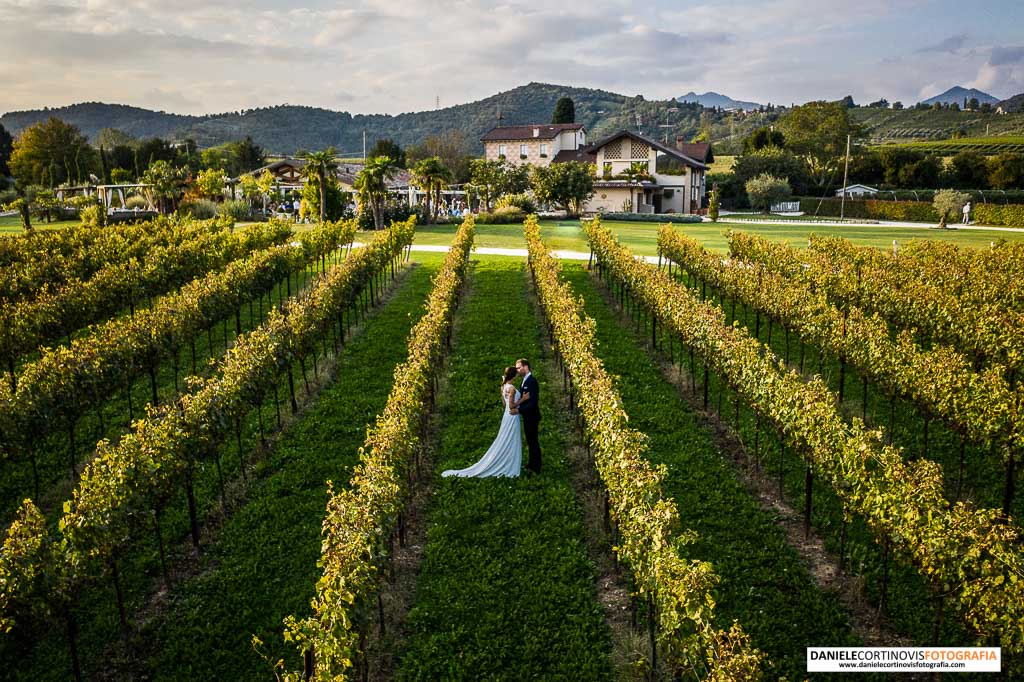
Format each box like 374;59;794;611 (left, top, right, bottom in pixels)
799;198;939;222
597;212;703;224
800;197;1024;226
973;203;1024;227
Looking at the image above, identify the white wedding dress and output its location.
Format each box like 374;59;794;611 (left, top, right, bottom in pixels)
442;383;522;478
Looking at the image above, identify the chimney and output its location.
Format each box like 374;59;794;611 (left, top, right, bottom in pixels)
533;127;540;137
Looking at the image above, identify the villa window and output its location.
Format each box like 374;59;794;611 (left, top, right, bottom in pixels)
520;144;528;157
540;143;548;157
498;144;506;157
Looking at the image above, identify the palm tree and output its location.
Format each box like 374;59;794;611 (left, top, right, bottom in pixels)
620;161;649;213
302;148;339;224
411;157;452;224
354;155;399;230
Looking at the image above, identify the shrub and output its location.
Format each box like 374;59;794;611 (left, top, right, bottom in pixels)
124;195;150;210
708;186;720;222
598;212;703;224
179;199;218;220
745;173;792;213
973;203;1024;227
476;206;526;224
797;197;940;222
495;192;536;214
79;204;103;227
219;199;252;221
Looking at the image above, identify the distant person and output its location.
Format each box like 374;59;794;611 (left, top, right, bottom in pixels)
962;201;971;224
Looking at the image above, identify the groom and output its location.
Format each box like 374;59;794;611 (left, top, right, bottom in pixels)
514;358;542;474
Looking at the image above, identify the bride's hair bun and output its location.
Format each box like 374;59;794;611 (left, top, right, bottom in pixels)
503;366;517;382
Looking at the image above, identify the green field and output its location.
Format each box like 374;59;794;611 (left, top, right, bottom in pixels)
874;135;1024;155
410;218;1024;255
0;214;78;233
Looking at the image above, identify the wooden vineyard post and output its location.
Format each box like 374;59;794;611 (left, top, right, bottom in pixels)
804;463;813;539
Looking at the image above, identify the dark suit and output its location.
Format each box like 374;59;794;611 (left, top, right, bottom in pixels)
519;373;542;473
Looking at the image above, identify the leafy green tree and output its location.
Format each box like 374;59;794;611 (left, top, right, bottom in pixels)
228;136;265;175
194;168;228;199
897;155;942;188
987;154;1024;189
778;101;861;188
406;130;473;183
94;128;135;149
496;161;530;197
742;126;785;154
302;149;340;224
879;147;925;186
201;145;234;172
0;123;13;177
110;168;134;185
846;149;884;186
8;118;97;187
733;147;811;195
745;173;791;212
369;139;405;168
354;155;399;229
530;161;594;215
552;97;576;124
136;137;178;169
949;151;989;189
141;160;185;214
301;174;349;222
469;158;502;209
411;156;451;224
469;158;530;209
968;97;980;111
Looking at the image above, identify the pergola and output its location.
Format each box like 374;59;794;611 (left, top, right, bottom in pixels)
96;184;154;211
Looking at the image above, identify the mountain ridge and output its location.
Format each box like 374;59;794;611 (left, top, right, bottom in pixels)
920;86;999;106
676;91;762;111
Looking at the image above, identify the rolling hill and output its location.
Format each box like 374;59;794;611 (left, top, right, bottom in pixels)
4;82;1024;156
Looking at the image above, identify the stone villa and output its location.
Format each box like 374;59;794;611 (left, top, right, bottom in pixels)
481;124;709;214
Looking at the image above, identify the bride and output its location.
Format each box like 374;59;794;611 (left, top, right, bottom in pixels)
442;366;525;478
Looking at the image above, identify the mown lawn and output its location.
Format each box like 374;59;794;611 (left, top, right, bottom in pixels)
409;218;1024;255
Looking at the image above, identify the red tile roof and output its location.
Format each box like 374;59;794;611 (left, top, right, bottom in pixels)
673;141;714;163
481;123;585;141
551;147;596;164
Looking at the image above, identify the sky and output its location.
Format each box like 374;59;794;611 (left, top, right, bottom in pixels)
1;0;1023;116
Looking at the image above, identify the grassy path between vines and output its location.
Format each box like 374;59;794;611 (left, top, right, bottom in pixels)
395;257;612;681
130;258;442;681
7;257;437;681
561;262;860;681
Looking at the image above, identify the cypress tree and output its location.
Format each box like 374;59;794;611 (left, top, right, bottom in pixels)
552;97;576;124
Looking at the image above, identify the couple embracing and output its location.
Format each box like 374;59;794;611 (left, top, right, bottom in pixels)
442;358;542;479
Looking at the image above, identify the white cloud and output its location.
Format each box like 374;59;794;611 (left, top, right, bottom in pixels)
0;0;1019;115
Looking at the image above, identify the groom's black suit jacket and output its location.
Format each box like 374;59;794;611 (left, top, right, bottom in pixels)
519;374;540;418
